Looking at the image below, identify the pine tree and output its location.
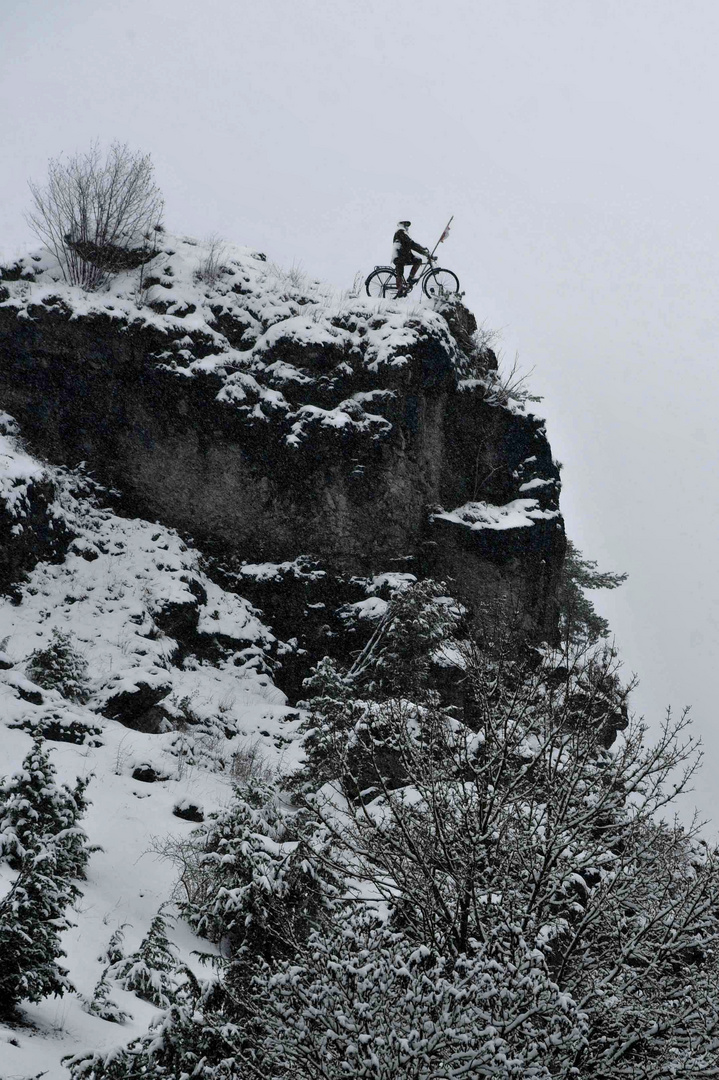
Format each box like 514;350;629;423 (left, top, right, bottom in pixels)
0;737;92;880
0;844;75;1013
67;971;241;1080
0;740;92;1014
107;909;178;1008
297;580;464;795
98;924;127;966
175;779;342;966
557;539;627;645
26;627;90;703
82;966;131;1024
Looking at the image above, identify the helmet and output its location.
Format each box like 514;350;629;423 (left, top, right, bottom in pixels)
397;220;411;229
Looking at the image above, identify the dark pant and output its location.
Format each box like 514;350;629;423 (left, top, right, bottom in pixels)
394;256;421;281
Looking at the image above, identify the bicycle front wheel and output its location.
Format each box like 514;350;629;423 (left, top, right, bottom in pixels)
365;267;401;299
423;268;460;298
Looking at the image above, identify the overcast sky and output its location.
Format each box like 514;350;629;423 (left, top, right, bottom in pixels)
1;0;718;824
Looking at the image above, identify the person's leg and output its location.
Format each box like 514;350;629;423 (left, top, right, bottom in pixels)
406;256;422;284
394;259;406;291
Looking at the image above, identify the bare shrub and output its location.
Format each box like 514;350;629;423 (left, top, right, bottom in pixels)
229;738;276;784
483;352;542;407
195;233;227;286
27;141;164;291
151;834;213;910
268;260;308;291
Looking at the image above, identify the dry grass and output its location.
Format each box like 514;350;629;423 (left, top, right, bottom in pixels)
229;738;277;784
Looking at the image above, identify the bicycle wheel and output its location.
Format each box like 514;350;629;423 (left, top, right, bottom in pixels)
423;268;460;298
365;267;401;299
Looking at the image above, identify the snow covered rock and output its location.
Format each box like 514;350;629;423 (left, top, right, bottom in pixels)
0;233;565;641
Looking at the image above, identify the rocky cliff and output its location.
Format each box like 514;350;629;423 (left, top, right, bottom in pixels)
0;234;565;674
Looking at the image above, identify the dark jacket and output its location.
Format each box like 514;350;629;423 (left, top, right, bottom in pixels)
392;228;427;262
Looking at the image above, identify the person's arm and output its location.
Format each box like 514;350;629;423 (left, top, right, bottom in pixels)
409;238;429;256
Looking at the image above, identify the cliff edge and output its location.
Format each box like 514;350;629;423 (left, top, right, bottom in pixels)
0;234;565;651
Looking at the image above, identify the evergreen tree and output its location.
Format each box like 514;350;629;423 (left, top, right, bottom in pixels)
82;966;131;1024
347;578;463;697
0;844;75;1013
26;627;91;703
297;580;464;795
107;909;178;1008
67;971;241;1080
0;737;92;879
98;924;128;967
0;739;92;1014
557;539;627;645
176;779;342;965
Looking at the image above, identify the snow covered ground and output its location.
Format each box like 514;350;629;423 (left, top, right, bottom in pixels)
0;422;304;1078
1;233;473;453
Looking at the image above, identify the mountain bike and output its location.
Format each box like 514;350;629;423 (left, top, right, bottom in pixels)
365;255;460;300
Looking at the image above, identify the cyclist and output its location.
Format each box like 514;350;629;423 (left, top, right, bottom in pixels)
392;221;431;295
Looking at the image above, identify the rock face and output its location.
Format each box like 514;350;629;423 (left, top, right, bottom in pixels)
0;414;73;597
0;235;565;643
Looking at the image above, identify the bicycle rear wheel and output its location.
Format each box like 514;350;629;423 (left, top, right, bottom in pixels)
423;268;460;298
365;267;401;299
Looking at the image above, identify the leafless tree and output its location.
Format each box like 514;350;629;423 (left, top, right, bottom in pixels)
27;141;164;290
298;625;719;1079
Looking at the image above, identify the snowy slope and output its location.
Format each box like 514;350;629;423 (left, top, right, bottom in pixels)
0;421;303;1078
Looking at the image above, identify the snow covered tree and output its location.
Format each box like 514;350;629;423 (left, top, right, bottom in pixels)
304;641;719;1078
297;580;464;794
296;657;374;790
0;736;92;879
107;909;178;1008
346;578;463;697
26;627;91;703
98;924;128;967
82;966;131;1025
68;592;719;1079
174;779;342;966
69;907;588;1080
67;970;242;1080
0;843;76;1014
0;741;92;1014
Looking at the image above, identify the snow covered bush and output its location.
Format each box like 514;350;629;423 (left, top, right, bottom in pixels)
27;141;163;290
67;591;719;1078
195;233;227;286
107;909;178;1008
26;627;91;703
170;779;341;964
69;908;587;1080
245;908;587;1079
81;966;131;1024
0;740;92;1013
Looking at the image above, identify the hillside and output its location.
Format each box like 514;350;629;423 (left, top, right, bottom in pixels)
0;234;576;1077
